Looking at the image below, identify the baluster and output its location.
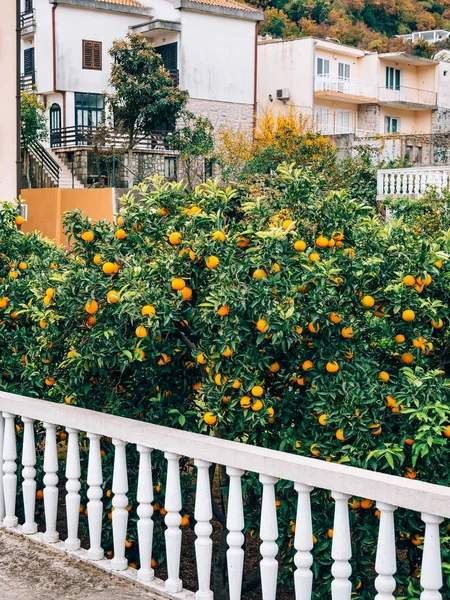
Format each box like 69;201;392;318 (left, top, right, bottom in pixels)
65;428;81;550
0;413;5;522
87;432;104;560
421;173;427;195
194;459;213;600
164;451;182;593
43;422;59;542
111;438;129;570
414;172;420;195
389;173;395;195
420;513;444;600
401;173;407;195
383;173;389;196
293;483;314;600
226;466;245;600
22;417;37;534
259;474;279;600
406;173;412;194
374;502;397;600
331;491;352;600
2;412;18;527
137;445;154;582
395;173;401;195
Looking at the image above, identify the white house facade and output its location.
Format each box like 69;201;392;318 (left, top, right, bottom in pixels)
20;0;262;186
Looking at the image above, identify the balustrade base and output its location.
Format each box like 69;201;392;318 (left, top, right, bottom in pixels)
0;525;195;600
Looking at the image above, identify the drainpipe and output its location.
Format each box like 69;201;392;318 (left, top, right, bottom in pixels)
16;0;22;197
253;22;258;135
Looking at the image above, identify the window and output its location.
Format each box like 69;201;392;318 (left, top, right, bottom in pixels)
385;116;400;133
444;71;448;77
24;47;34;74
386;67;401;90
83;40;102;70
155;42;178;71
164;157;177;181
317;57;330;77
316;107;330;132
338;62;350;80
75;93;104;136
336;110;351;133
24;0;33;12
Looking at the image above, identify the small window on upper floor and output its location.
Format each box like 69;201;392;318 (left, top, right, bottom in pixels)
444;71;448;77
83;40;102;71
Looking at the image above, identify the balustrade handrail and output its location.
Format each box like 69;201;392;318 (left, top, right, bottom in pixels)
378;165;450;174
1;391;450;518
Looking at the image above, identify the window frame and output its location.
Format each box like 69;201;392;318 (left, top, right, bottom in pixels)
317;57;330;77
386;66;401;91
385;116;400;133
82;40;102;71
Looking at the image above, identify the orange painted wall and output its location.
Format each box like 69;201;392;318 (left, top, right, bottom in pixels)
20;188;115;245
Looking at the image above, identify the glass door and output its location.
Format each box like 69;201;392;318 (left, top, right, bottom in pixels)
338;62;350;93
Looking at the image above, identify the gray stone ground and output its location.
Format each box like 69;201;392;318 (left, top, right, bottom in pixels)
0;529;159;600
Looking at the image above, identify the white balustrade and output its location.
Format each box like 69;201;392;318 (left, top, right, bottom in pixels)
331;491;352;600
420;513;444;600
164;451;183;593
377;166;450;200
65;428;81;550
226;466;245;600
293;483;314;600
0;391;450;600
22;417;37;534
2;412;18;527
194;459;213;600
111;438;129;571
259;474;279;600
43;422;59;542
0;414;4;521
87;432;104;560
374;502;397;600
137;445;154;582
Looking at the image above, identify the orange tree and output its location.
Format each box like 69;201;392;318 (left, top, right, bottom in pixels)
2;166;450;597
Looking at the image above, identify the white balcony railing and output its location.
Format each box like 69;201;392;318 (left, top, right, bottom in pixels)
378;85;437;107
377;165;450;198
314;75;378;99
1;391;450;599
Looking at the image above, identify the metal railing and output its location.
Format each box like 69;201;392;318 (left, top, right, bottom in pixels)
25;141;61;187
0;391;449;599
378;85;437;107
377;165;450;198
168;69;179;86
50;126;172;151
20;72;35;91
20;9;35;32
314;75;378;99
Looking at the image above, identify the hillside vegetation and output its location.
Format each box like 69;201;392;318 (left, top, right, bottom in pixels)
253;0;450;52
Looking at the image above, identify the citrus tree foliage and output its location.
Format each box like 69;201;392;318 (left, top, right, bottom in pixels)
108;34;188;148
21;91;47;147
1;168;450;596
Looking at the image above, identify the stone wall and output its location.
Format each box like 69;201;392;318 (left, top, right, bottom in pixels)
187;98;254;136
357;104;380;133
432;108;450;134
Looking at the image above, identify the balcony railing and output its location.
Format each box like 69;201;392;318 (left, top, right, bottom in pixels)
1;390;450;600
50;126;173;150
377;165;450;198
20;72;35;91
314;75;378;99
20;9;36;35
378;85;437;107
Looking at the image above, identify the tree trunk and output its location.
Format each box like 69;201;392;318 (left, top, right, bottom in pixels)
24;150;31;189
127;149;134;189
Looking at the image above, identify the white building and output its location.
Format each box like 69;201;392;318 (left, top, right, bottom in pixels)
20;0;262;186
397;30;450;44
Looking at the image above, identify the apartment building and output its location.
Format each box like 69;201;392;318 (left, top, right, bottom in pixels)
257;37;450;138
20;0;262;186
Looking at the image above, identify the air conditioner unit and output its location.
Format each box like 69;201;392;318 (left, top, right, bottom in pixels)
276;88;290;101
19;204;28;222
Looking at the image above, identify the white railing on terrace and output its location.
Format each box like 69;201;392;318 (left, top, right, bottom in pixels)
1;391;450;599
314;75;378;99
377;165;450;198
378;85;437;107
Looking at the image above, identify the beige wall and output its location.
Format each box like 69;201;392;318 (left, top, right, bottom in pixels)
21;188;115;245
0;1;18;201
379;107;432;134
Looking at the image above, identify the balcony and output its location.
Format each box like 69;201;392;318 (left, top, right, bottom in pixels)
20;72;35;91
20;10;36;39
377;165;450;199
50;125;173;150
378;85;437;109
314;75;378;104
0;390;450;599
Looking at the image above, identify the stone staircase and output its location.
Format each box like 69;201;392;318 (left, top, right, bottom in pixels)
27;143;84;189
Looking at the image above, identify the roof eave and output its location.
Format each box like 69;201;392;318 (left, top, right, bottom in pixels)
175;0;263;21
48;0;152;17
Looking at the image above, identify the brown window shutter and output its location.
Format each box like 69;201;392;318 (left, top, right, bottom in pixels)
83;40;102;70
